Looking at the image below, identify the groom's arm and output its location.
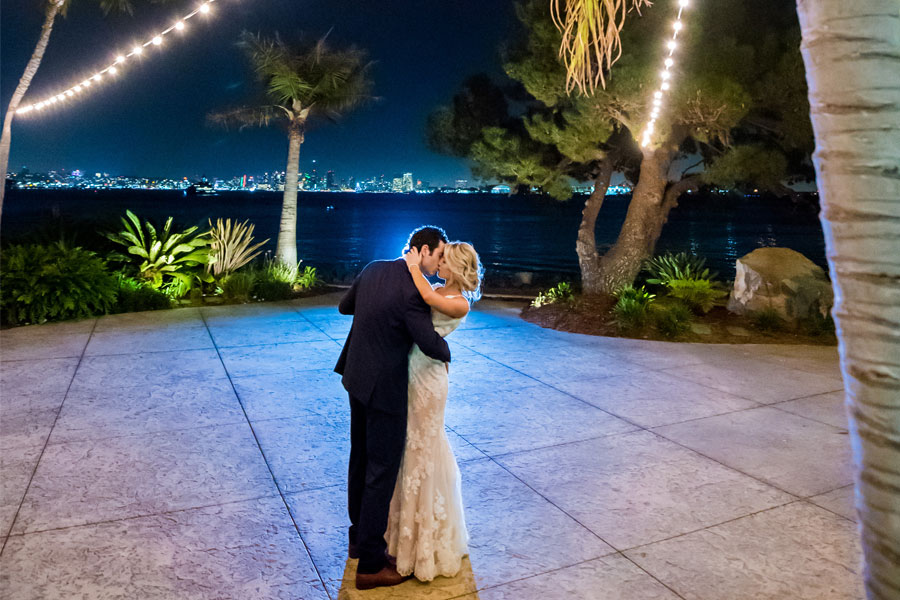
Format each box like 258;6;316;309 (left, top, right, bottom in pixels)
338;276;360;315
404;296;451;363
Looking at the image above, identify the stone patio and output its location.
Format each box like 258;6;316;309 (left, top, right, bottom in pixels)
0;292;863;599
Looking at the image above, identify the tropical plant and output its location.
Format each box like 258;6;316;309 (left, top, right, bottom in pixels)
643;252;715;285
0;0;174;218
295;265;320;290
654;301;693;338
209;32;374;266
612;284;655;329
0;242;117;325
103;210;209;290
531;281;575;308
221;271;257;303
665;278;727;314
112;274;171;313
206;218;269;280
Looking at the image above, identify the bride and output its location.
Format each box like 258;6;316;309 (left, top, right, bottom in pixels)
385;241;483;582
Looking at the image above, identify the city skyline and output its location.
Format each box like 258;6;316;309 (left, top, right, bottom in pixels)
1;0;517;185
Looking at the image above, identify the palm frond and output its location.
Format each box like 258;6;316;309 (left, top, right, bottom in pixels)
207;105;290;130
551;0;651;95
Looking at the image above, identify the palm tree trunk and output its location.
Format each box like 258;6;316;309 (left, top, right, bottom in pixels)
577;159;614;295
594;147;699;293
276;119;304;265
0;1;63;220
796;2;900;598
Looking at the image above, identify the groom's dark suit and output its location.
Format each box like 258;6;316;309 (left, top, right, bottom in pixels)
335;258;451;574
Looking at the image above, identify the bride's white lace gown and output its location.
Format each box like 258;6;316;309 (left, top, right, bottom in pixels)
385;307;469;582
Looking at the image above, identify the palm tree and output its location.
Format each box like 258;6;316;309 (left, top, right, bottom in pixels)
555;1;900;596
209;32;373;267
0;0;168;219
795;2;900;598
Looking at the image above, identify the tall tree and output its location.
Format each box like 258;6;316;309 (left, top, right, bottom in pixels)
795;2;900;598
209;32;373;266
434;0;810;294
0;0;168;220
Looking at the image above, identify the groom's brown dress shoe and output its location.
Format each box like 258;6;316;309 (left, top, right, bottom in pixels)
355;564;409;590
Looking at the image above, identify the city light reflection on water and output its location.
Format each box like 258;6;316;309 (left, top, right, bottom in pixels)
3;189;826;286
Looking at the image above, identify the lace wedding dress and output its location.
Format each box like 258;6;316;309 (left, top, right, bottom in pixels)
385;307;469;582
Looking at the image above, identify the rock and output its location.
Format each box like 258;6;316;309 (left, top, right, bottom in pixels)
726;325;752;337
727;248;833;323
690;323;713;335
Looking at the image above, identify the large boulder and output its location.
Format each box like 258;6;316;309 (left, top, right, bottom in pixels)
727;247;833;322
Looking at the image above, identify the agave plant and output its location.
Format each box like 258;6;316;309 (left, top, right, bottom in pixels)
643;252;716;285
104;210;209;289
206;218;269;280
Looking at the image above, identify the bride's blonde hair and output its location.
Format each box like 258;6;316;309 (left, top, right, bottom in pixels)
442;242;484;302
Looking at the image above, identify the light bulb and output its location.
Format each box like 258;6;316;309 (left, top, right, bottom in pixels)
175;20;185;30
109;66;118;75
199;3;210;13
74;85;82;92
673;20;683;31
93;73;102;81
116;55;126;63
667;41;677;51
152;36;163;45
66;90;75;97
661;70;671;80
665;58;674;68
133;46;143;55
661;82;671;91
81;80;91;87
679;0;689;7
654;91;663;99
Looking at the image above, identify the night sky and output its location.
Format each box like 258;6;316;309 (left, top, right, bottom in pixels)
1;0;517;185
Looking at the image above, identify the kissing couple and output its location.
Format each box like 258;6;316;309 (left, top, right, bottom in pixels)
334;225;483;590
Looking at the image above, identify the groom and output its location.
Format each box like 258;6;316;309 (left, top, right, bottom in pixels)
335;225;452;590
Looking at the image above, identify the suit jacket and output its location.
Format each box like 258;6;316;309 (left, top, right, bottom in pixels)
334;258;452;415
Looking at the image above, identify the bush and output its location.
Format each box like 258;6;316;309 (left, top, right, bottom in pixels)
644;252;716;285
750;308;786;332
253;279;293;301
1;242;118;325
113;274;171;313
655;302;693;338
612;285;656;330
262;257;301;284
799;310;835;337
221;271;257;303
531;281;574;308
666;278;728;314
296;265;320;290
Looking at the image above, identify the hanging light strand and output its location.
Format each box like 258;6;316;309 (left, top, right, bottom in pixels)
640;0;690;148
16;0;217;116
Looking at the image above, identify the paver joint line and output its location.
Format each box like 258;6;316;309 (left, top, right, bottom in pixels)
0;317;98;557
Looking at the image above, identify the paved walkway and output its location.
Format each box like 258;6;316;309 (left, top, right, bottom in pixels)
0;293;863;599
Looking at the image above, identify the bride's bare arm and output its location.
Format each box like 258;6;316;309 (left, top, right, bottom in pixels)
407;263;469;318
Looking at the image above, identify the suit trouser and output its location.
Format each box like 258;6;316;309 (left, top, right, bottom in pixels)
348;395;406;574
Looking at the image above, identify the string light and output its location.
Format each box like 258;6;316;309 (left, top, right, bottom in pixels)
640;0;691;148
15;0;217;116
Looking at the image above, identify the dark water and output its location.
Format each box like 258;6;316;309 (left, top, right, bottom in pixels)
1;189;826;286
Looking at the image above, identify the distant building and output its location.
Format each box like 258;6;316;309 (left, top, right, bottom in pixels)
326;170;336;190
401;172;414;193
455;179;468;189
391;177;404;192
491;184;511;194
